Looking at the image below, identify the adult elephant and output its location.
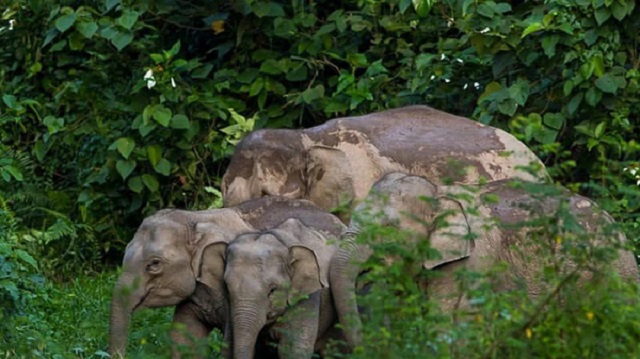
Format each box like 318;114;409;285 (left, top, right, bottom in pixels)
329;173;640;349
221;218;341;359
108;196;344;358
221;106;548;216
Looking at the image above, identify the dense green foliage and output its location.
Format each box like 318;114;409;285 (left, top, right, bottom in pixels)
1;0;639;357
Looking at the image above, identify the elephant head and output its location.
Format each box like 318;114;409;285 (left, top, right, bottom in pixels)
222;218;336;359
330;173;476;348
108;209;251;358
221;129;355;213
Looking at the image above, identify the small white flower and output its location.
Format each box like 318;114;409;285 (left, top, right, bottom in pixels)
480;27;490;34
474;82;481;89
440;54;447;60
9;19;15;30
171;77;176;88
444;78;451;83
456;58;464;63
463;83;469;90
631;168;638;176
144;69;156;89
430;75;436;80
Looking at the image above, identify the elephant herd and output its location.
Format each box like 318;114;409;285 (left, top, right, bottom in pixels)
108;106;640;358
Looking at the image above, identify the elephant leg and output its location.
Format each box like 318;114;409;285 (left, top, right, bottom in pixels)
276;291;321;359
170;302;213;359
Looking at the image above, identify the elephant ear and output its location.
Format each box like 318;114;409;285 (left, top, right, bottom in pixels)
305;146;355;211
423;196;475;270
288;245;325;305
190;220;247;289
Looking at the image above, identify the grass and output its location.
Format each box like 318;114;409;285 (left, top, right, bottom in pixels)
1;271;180;358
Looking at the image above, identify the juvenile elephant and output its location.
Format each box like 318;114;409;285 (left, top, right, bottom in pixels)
221;218;340;359
108;196;344;358
329;173;640;349
221;106;548;216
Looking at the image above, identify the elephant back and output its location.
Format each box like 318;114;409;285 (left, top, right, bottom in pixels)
305;105;548;184
236;196;346;238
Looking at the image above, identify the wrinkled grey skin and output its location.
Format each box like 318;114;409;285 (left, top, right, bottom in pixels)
329;173;640;349
222;106;548;218
222;219;342;359
108;197;344;358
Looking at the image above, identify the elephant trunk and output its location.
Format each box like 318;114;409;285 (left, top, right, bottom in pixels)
231;299;267;359
329;233;372;349
109;274;145;358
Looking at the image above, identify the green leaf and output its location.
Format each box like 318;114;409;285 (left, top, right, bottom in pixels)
154;158;171;176
75;21;98;38
595;74;618;94
105;0;120;12
476;3;495;17
170;114;191;129
111;30;133;51
566;93;583;115
142;174;159;192
347;53;368;68
543;113;565;130
116;10;139;30
166;41;181;59
127;176;144;193
15;250;38;269
5;165;23;181
286;64;308;82
252;2;285;17
611;1;627;20
301;85;325;104
591;55;605;77
508;78;530;106
259;59;282;75
541;35;559;58
116;160;136;180
585;87;601;106
192;64;213;79
2;94;18;109
55;13;77;33
413;0;434;17
498;99;517;116
521;23;544;38
594;122;606;138
146;145;162;166
494;3;512;13
114;137;135;159
153;106;172;127
594;8;611;25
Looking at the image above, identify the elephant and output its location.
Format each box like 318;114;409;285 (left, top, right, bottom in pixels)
108;196;345;358
221;105;548;218
221;218;341;359
328;172;640;349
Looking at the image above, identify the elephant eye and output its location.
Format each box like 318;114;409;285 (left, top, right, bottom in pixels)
268;285;277;297
146;259;162;273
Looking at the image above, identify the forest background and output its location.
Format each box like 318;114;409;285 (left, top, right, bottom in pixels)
1;0;640;357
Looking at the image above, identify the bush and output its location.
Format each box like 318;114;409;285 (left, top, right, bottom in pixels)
329;182;640;358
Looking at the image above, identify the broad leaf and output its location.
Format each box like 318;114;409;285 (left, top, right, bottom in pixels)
114;137;135;159
76;21;98;38
142;174;159;192
116;160;136;179
595;74;618;94
111;30;133;51
55;13;76;32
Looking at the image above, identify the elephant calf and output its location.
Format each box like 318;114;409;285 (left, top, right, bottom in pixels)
329;173;640;349
108;196;345;358
222;218;341;359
